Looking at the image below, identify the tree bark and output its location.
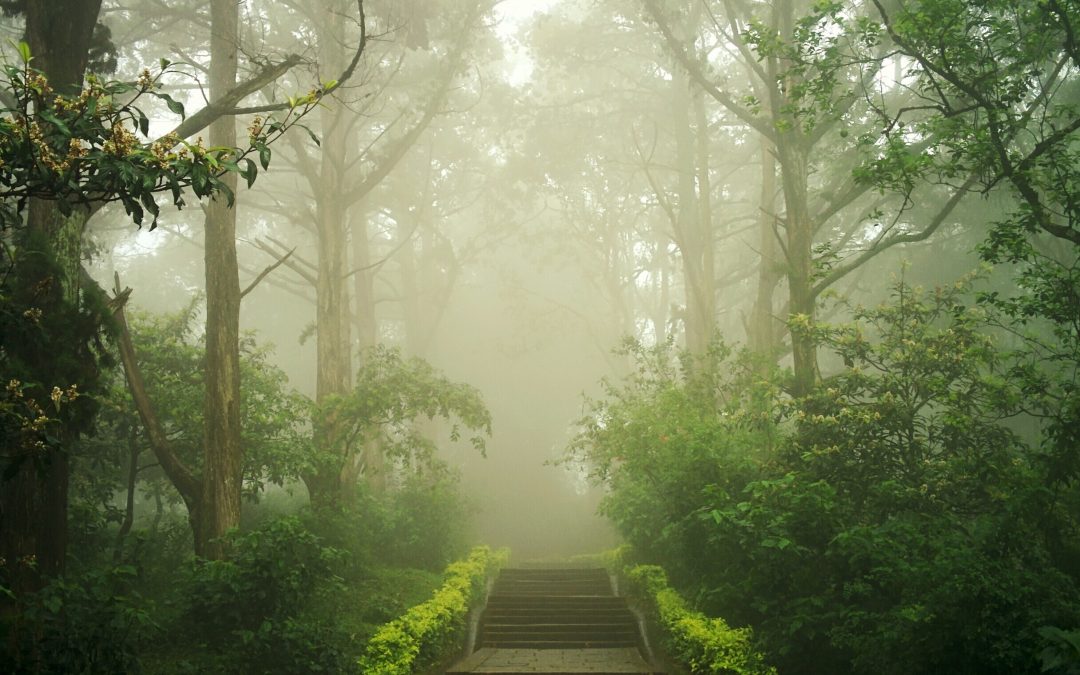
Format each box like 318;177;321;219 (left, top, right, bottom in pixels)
199;0;243;559
306;0;354;511
777;136;818;397
749;141;782;354
303;1;480;507
0;0;103;594
670;67;715;358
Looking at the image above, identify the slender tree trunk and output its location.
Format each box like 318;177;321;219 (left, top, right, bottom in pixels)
349;207;387;493
749;140;782;354
352;207;378;352
672;68;709;356
773;0;819;397
113;432;140;561
308;0;354;510
777;137;818;396
693;91;716;352
199;0;243;559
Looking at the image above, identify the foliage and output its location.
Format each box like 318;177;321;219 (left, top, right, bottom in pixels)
65;302;311;544
182;516;342;637
573;275;1080;674
0;47;326;593
357;545;507;675
566;337;778;589
794;273;1023;513
0;227;111;493
855;0;1080;484
0;46;327;230
625;564;774;675
1040;626;1080;675
316;344;492;473
378;467;474;570
0;565;155;674
302;467;474;574
176;515;352;674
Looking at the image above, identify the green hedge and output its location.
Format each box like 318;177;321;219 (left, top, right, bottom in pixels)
357;545;508;674
625;564;775;675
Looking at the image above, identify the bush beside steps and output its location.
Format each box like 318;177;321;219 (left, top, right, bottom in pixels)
358;545;508;675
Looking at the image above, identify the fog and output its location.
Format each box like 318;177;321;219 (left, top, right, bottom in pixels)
73;0;986;560
10;0;1080;672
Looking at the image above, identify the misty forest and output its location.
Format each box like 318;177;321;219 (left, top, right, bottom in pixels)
2;0;1080;673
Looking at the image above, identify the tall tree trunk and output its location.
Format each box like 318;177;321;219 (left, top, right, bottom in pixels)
773;0;819;397
351;207;378;352
0;0;103;594
693;91;716;353
749;140;782;354
199;0;243;559
671;68;714;357
308;0;354;510
777;136;817;397
349;207;386;493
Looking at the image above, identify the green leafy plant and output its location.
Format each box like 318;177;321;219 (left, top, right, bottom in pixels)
625;564;775;675
357;545;508;675
172;516;352;674
0;565;155;674
0;46;327;230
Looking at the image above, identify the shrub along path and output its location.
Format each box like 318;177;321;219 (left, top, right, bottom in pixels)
447;566;663;674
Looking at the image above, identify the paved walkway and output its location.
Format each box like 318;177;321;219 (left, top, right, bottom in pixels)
446;647;661;673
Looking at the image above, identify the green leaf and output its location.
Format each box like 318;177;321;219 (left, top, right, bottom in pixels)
14;41;31;64
157;93;185;119
300;124;321;147
242;158;258;189
192;165;208;194
37;109;70;136
258;144;271;170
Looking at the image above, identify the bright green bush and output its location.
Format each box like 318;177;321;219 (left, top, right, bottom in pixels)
357;545;507;675
625;564;775;675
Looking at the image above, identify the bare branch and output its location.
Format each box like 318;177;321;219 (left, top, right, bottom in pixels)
241;248;295;298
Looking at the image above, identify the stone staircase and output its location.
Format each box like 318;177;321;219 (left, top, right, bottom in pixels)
478;568;640;649
447;566;663;674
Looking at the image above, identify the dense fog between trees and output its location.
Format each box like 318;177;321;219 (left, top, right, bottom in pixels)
4;0;1080;673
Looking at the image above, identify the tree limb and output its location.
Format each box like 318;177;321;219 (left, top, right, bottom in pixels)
811;174;978;299
241;247;295;298
640;0;776;141
110;274;201;506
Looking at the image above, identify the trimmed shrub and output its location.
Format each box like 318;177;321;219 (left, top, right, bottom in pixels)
625;564;774;675
358;545;508;674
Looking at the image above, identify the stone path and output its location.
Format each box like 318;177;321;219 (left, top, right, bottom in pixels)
446;647;662;674
446;566;663;674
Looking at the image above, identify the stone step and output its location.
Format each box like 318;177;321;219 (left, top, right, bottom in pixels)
482;622;638;632
478;638;642;649
483;613;636;624
480;633;640;646
483;614;637;624
481;633;640;645
447;567;663;673
494;578;613;587
499;567;609;575
446;647;664;674
486;595;627;606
